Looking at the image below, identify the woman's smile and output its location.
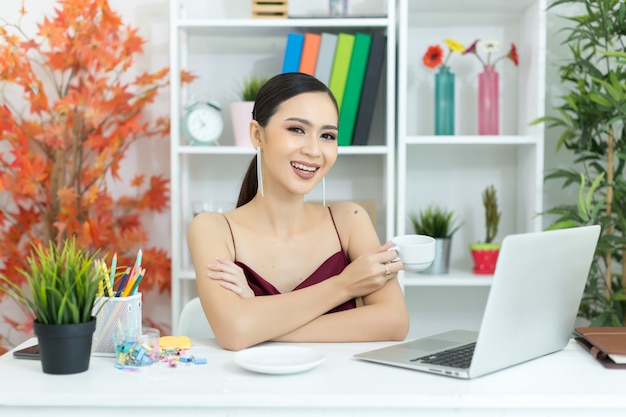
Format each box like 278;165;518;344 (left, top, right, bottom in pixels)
291;161;319;179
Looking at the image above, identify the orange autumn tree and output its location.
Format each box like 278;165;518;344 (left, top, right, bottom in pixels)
0;0;195;339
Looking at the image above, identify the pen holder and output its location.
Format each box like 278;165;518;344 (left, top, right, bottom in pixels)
91;293;142;357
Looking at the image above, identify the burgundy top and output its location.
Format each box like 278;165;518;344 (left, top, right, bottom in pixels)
224;208;356;314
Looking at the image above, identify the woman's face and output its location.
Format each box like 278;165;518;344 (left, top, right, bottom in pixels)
256;91;338;199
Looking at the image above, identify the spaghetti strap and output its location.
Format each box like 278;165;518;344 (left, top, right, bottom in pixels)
223;214;236;258
327;207;344;252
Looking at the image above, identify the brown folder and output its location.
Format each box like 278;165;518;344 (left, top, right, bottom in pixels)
574;326;626;369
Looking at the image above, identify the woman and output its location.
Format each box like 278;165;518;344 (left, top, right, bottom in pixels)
187;72;409;351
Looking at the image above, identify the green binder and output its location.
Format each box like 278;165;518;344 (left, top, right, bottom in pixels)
337;33;372;146
328;33;355;112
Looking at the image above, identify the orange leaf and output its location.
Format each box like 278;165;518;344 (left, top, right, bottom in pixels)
180;69;198;84
130;174;145;187
141;175;169;213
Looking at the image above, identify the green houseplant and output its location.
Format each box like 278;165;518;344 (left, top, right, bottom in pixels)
470;185;502;274
409;204;463;274
533;0;626;325
239;75;269;102
409;204;463;239
230;75;269;147
0;238;103;374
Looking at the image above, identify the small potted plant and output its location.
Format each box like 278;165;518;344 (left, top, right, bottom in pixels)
230;75;269;147
0;238;103;374
409;204;463;274
469;185;502;274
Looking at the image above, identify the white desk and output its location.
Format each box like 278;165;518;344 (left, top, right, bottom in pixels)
0;338;625;416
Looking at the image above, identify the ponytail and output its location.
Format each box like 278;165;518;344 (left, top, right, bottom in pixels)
237;156;258;207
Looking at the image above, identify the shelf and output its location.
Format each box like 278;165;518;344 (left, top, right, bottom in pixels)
404;135;540;145
175;269;492;287
175;18;390;37
174;145;389;155
396;0;545;295
402;270;493;287
170;0;397;333
178;270;196;281
408;0;539;14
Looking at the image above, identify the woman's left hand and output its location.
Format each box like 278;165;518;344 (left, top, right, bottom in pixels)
207;258;255;298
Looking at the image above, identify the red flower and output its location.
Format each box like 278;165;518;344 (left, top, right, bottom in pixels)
464;39;478;55
508;43;519;66
422;45;443;69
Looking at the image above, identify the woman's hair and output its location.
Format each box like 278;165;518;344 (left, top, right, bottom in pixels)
236;72;338;207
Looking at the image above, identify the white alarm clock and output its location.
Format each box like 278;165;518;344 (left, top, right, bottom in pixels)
182;100;223;145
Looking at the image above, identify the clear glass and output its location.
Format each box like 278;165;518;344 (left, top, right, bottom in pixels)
329;0;348;17
478;65;499;135
434;65;455;135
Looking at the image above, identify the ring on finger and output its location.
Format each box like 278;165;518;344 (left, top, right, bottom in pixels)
384;263;391;276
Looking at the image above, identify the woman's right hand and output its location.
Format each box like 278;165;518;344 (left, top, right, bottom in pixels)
207;257;255;299
339;241;403;298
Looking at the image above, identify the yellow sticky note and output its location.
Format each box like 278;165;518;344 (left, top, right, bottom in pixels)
159;335;192;350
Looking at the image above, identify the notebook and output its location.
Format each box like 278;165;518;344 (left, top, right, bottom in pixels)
355;225;601;379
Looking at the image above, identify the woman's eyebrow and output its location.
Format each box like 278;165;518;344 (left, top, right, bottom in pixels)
285;117;338;131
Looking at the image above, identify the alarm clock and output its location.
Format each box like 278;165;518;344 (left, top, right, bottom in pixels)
182;100;223;145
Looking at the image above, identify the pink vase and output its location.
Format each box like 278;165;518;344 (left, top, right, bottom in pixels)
229;101;254;147
478;65;499;135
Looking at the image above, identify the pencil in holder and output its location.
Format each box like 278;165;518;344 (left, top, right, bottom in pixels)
91;293;142;357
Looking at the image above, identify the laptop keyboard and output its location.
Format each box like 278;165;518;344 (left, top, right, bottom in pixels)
410;342;476;369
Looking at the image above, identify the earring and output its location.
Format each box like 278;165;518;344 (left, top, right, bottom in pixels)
256;146;264;197
322;177;326;207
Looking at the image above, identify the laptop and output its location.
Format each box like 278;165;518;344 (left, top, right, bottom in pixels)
354;225;601;379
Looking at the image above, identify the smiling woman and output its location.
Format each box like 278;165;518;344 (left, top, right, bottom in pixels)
187;72;409;351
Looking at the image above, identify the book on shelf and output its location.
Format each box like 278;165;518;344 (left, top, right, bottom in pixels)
574;326;626;369
299;33;321;76
282;32;305;73
351;33;386;146
328;32;355;111
314;33;338;86
337;33;372;146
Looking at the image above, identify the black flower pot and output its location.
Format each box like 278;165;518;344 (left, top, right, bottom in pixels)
33;318;97;375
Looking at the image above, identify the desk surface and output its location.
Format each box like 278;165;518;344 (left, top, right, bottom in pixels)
1;338;625;416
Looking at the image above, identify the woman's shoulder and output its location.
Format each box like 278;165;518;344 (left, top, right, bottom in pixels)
328;200;372;219
327;200;375;230
188;210;230;235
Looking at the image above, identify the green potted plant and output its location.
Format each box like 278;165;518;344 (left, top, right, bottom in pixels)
469;185;502;275
230;75;269;147
532;0;626;326
409;204;463;274
0;238;103;375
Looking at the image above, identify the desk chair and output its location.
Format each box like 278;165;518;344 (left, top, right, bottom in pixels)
176;297;214;338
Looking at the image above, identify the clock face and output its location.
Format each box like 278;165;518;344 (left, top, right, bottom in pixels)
184;105;223;144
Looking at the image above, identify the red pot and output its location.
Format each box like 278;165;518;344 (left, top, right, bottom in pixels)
469;244;500;275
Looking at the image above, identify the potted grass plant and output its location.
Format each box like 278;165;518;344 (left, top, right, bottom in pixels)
532;0;626;326
230;75;269;147
409;204;463;274
0;238;103;375
469;185;502;275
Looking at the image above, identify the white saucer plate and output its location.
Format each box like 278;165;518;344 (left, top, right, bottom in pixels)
233;345;325;375
404;262;433;272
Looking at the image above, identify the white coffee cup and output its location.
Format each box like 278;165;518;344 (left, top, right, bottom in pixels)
390;235;436;272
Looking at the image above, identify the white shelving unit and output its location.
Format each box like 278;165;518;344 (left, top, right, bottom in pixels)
396;0;545;339
169;0;396;332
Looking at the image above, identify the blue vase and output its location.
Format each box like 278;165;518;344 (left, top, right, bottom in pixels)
434;65;455;135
